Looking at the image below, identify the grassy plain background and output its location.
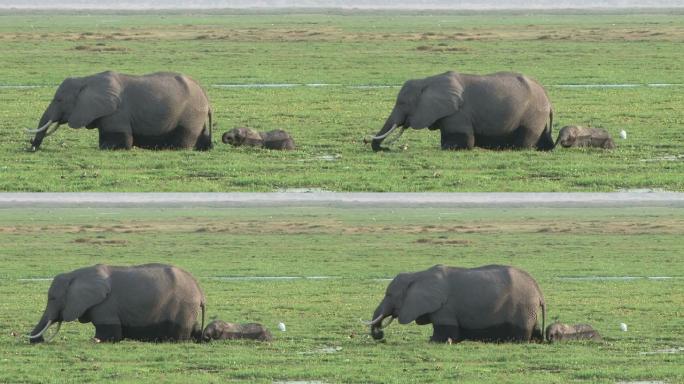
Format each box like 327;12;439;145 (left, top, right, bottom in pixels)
0;10;682;191
0;206;682;383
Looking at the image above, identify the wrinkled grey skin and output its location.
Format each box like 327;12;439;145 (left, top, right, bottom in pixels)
556;125;615;149
202;320;273;342
371;71;554;151
222;127;295;150
30;71;212;151
29;263;205;343
369;264;545;343
546;323;602;342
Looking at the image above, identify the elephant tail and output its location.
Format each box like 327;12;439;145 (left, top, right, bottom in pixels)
536;108;555;151
200;301;206;342
208;108;213;138
195;108;213;151
540;298;546;342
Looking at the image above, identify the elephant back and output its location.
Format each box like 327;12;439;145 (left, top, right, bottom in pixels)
110;264;204;325
446;265;544;333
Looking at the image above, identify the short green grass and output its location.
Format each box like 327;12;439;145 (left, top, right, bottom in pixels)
0;206;682;383
0;9;683;191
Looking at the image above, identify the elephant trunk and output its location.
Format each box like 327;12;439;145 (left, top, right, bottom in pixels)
369;300;392;340
371;108;405;152
28;315;51;343
29;107;60;150
221;131;234;144
371;118;397;152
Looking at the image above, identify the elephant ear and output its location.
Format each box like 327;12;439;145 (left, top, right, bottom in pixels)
409;73;464;129
68;72;121;128
62;266;111;322
397;275;448;325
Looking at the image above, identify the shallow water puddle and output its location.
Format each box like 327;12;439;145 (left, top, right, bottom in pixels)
0;85;46;89
273;381;327;384
296;154;342;162
17;276;680;283
557;276;677;281
639;346;684;355
554;83;682;88
640;155;684;162
275;188;332;193
212;83;300;88
208;276;334;281
3;83;682;90
212;83;683;89
298;346;342;355
16;276;336;282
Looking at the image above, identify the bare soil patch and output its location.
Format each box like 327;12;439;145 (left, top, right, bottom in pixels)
2;217;682;236
72;237;129;246
5;25;684;43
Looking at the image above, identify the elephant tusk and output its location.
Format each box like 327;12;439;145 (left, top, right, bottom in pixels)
43;322;62;343
25;120;54;134
379;317;394;329
360;313;385;326
383;127;406;146
367;124;398;141
44;123;61;137
27;320;52;339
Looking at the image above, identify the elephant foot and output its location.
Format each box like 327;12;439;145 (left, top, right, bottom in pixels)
430;324;460;343
98;132;133;150
194;133;213;151
94;324;123;342
440;131;474;150
121;321;191;341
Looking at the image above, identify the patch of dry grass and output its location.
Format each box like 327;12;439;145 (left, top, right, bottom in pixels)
4;24;684;44
2;216;682;236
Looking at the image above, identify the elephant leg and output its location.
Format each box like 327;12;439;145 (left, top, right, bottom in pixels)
122;321;189;341
430;324;460;343
513;127;544;149
459;323;533;342
169;126;202;150
94;323;123;342
440;130;474;150
99;131;133;150
437;114;474;150
98;117;133;150
194;126;213;151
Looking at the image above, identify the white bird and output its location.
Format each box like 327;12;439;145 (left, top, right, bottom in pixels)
620;323;628;332
278;322;286;332
620;130;627;139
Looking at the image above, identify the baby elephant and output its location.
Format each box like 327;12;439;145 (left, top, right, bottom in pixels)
203;320;273;342
546;322;602;342
221;127;295;150
556;125;615;149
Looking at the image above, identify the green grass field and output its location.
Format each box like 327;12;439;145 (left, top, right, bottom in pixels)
0;9;683;191
0;206;682;383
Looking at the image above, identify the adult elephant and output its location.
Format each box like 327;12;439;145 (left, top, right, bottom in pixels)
369;71;554;151
28;263;205;343
27;71;212;151
365;264;545;343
